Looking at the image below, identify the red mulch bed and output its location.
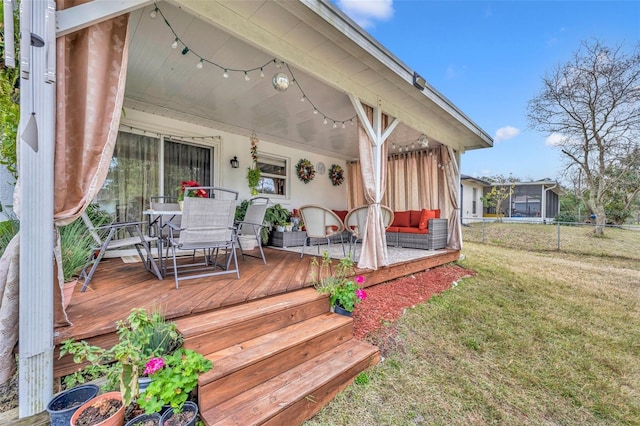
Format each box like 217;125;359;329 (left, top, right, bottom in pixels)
352;264;475;340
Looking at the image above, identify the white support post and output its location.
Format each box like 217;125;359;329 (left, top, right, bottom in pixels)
18;0;56;417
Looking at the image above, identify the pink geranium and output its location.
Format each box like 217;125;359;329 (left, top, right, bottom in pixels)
355;275;365;284
143;357;165;376
355;289;367;301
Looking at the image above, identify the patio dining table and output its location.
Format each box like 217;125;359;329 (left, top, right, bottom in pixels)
143;208;182;275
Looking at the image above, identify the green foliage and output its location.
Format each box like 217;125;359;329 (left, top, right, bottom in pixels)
59;218;94;282
312;252;366;312
246;167;261;196
234;199;249;222
0;210;19;257
137;348;212;414
354;372;370;385
0;6;20;180
60;309;182;406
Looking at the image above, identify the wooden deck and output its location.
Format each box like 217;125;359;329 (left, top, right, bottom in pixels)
54;247;459;378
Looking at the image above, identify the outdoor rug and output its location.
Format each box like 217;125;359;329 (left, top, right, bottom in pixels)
274;243;441;264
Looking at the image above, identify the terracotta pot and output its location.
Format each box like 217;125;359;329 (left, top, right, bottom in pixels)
62;279;78;310
70;391;125;426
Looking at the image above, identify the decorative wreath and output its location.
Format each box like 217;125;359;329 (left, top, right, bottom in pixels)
295;158;315;183
329;164;344;186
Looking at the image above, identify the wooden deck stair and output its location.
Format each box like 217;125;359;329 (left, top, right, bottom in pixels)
175;287;380;426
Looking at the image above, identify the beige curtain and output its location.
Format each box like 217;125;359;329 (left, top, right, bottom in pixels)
346;161;365;209
0;5;130;383
441;148;461;249
52;6;130;325
357;105;389;270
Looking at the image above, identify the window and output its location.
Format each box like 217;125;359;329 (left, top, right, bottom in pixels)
257;154;288;197
472;187;477;214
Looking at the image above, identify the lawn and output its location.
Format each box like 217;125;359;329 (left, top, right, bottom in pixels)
304;226;640;425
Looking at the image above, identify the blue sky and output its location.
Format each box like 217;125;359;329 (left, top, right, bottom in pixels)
334;1;640;182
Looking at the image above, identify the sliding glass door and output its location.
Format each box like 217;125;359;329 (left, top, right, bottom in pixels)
95;131;213;222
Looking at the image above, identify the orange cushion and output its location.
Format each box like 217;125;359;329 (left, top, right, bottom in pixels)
409;210;422;227
332;210;348;222
386;226;400;233
391;211;410;227
419;209;437;230
433;209;441;219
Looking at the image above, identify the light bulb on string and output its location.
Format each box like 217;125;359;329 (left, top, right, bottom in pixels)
300;95;305;102
171;38;178;49
260;68;265;78
342;122;346;129
332;122;337;129
196;59;203;69
323;117;328;125
313;109;319;115
244;71;250;81
149;7;158;18
223;69;229;78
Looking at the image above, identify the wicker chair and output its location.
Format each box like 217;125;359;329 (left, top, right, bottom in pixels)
344;205;394;259
298;205;346;258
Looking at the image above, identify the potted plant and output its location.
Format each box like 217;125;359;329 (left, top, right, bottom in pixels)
136;348;212;417
312;252;367;316
246;167;261;196
60;309;182;408
125;412;161;426
177;181;207;210
264;204;290;238
70;391;125;426
59;215;98;309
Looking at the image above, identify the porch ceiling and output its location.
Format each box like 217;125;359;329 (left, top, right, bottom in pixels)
123;0;492;159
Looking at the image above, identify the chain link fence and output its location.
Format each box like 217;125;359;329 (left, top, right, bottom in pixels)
461;218;640;261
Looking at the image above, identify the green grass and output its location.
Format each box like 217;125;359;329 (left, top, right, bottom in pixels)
304;227;640;425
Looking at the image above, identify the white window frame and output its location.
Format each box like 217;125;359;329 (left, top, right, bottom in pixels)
256;152;289;200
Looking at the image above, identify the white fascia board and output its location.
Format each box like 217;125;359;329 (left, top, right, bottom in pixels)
56;0;153;37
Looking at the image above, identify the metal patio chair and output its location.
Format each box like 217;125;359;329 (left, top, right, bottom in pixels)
79;212;162;292
167;196;239;289
236;196;269;264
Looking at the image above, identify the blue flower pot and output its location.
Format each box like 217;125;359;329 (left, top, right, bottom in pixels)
160;401;198;426
125;412;161;426
334;303;352;317
45;384;100;426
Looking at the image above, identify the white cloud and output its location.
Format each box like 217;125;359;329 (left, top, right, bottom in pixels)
336;0;394;28
446;64;467;79
545;133;568;146
494;126;520;142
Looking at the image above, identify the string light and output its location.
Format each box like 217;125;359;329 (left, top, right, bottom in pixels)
149;3;356;129
390;134;429;153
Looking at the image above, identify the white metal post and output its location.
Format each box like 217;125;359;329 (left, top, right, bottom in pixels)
18;0;55;417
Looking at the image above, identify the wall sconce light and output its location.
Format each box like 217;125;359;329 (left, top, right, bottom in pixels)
230;156;239;169
413;71;426;91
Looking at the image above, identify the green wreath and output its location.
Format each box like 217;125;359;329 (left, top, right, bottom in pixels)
329;164;344;186
295;158;315;183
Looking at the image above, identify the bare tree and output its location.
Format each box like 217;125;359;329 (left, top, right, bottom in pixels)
527;39;640;234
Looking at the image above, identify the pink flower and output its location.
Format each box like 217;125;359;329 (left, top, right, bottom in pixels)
355;275;365;284
143;357;165;376
356;289;367;301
